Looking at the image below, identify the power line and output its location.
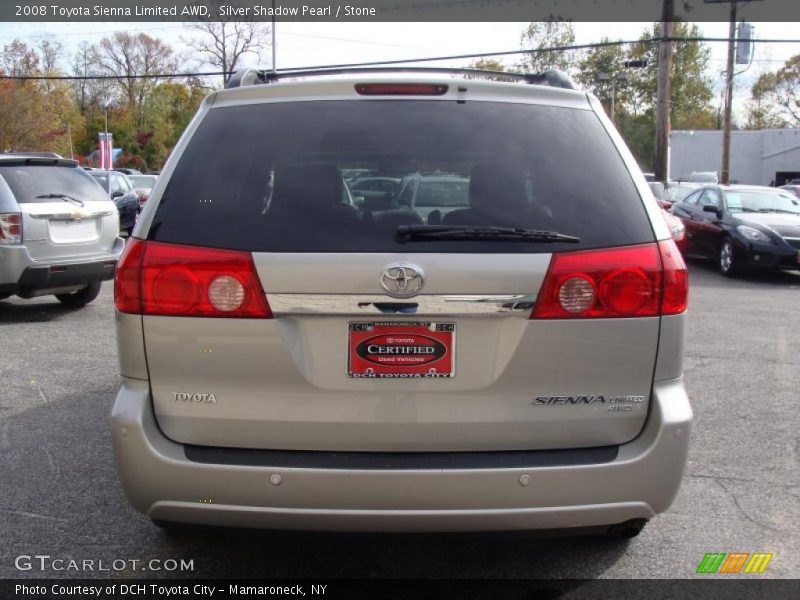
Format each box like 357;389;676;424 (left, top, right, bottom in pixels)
1;36;798;81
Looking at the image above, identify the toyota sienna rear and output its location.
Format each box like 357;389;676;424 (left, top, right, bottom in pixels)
111;68;691;536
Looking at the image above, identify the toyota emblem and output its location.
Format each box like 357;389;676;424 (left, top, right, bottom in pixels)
380;263;425;298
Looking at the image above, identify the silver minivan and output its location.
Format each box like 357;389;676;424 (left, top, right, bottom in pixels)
0;155;123;307
111;69;692;537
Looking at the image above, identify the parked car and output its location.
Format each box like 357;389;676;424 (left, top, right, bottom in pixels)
688;171;718;184
672;184;800;275
396;173;470;222
113;167;142;176
348;176;402;205
664;181;701;204
128;174;158;210
88;170;140;234
112;68;690;537
779;184;800;198
0;155;123;306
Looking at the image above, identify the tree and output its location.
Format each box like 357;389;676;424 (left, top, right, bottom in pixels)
2;40;39;77
184;2;270;86
36;38;62;73
575;39;632;115
745;55;800;129
70;41;105;112
627;22;716;130
518;18;578;75
466;58;517;81
95;32;179;127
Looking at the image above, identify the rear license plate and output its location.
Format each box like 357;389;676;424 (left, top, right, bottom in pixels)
348;322;455;378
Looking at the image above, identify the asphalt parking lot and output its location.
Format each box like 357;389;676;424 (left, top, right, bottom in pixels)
0;260;798;580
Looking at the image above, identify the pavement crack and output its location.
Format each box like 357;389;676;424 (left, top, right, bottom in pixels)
0;508;69;522
686;472;795;490
41;445;57;474
711;478;788;534
37;385;49;405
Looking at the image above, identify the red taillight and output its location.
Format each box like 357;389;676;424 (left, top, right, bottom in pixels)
0;213;22;244
355;83;448;96
114;237;145;313
659;239;689;315
531;242;687;319
114;240;272;318
138;194;147;207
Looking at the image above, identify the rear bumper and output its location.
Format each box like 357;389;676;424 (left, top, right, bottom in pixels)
111;377;692;532
0;237;124;296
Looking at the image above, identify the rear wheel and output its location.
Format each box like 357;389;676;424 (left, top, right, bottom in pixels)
55;281;102;308
719;237;740;277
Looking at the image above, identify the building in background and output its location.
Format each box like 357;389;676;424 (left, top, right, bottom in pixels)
670;129;800;186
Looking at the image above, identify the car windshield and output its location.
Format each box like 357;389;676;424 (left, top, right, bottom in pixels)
0;165;110;204
726;190;800;214
666;184;697;201
129;175;156;188
89;173;109;191
412;179;470;207
151;100;654;253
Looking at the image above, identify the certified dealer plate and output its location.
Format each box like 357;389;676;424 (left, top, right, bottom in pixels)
348;322;455;378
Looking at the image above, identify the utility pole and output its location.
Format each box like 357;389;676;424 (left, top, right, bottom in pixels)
721;1;738;185
271;0;277;73
597;72;629;124
654;0;674;183
705;0;763;184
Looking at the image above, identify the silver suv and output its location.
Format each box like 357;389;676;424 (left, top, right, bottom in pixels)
112;68;692;537
0;155;124;307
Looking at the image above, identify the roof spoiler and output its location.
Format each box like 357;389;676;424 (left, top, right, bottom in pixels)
225;67;577;91
0;155;78;167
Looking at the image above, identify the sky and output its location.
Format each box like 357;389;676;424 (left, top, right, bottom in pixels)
0;19;798;115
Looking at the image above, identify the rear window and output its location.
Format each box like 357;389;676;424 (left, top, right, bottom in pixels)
0;165;109;204
151;100;654;253
129;175;157;188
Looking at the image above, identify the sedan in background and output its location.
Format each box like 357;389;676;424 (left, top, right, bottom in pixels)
88;170;139;234
128;174;158;210
672;185;800;276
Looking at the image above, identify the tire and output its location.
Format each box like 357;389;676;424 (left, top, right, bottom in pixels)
55;281;102;308
719;237;740;277
606;518;648;539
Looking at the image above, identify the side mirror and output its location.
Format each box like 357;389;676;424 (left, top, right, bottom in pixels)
702;204;721;216
111;190;124;199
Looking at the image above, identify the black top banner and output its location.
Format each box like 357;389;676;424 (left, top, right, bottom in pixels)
2;0;800;22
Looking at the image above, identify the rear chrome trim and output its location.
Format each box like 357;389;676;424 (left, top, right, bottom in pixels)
29;210;114;221
266;293;537;317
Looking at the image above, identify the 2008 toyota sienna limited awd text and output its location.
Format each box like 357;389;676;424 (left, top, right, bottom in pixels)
110;68;691;538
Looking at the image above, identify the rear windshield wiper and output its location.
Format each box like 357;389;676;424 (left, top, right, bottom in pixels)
35;193;84;207
396;225;580;244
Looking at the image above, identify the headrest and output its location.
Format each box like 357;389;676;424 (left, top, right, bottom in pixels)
469;163;529;214
270;164;341;211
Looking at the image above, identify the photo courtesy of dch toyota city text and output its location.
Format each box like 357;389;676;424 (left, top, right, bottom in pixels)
0;1;798;599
